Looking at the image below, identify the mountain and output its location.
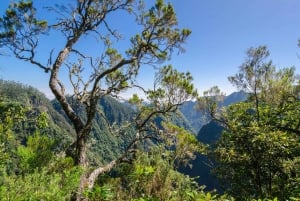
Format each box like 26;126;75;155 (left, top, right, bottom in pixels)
53;96;195;164
0;80;194;165
0;80;137;164
221;90;247;107
179;121;224;192
196;120;223;145
1;79;245;189
80;96;136;164
179;101;204;134
179;90;247;133
179;91;247;192
0;79;75;150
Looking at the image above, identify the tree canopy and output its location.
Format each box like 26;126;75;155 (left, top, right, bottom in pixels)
0;0;199;200
199;46;300;200
1;1;300;201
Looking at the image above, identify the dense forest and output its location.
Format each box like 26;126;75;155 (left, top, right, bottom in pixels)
0;0;299;200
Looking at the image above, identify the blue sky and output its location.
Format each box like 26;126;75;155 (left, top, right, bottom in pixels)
1;0;300;98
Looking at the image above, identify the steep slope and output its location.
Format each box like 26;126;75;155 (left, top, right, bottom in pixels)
179;91;247;191
179;121;224;192
51;90;195;164
0;80;75;149
1;80;196;166
52;95;137;165
179;101;204;133
66;96;195;164
196;120;223;145
0;80;135;164
89;96;136;164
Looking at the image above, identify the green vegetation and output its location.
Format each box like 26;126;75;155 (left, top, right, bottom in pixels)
0;93;81;200
86;146;224;201
0;0;299;201
200;46;300;200
0;1;198;198
1;62;298;200
0;81;225;200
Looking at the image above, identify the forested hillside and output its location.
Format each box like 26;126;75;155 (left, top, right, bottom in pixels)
0;80;74;149
1;80;194;165
52;95;137;165
1;65;300;200
179;91;247;192
1;71;299;200
0;80;210;200
0;80;134;164
179;120;223;192
0;0;299;200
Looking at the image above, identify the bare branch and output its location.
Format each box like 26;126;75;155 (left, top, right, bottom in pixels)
91;58;136;97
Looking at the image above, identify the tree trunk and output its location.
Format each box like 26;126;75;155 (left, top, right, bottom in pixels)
87;159;117;189
70;125;120;201
74;173;89;201
71;128;90;201
71;152;119;200
74;135;88;167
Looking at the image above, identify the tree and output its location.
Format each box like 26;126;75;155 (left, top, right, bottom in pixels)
0;0;197;200
199;46;300;200
88;123;203;201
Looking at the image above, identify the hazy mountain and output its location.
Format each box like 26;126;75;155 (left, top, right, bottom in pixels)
179;91;247;192
179;90;247;133
179;100;204;134
221;91;247;107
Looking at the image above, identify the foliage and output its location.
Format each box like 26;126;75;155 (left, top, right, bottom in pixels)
214;102;299;199
17;132;54;174
0;80;75;150
161;122;205;168
0;98;27;176
200;46;300;200
0;0;48;46
82;122;234;201
86;146;232;201
0;165;81;201
0;0;199;198
0;95;81;200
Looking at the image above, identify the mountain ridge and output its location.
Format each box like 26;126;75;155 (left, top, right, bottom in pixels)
179;90;247;133
0;79;194;164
